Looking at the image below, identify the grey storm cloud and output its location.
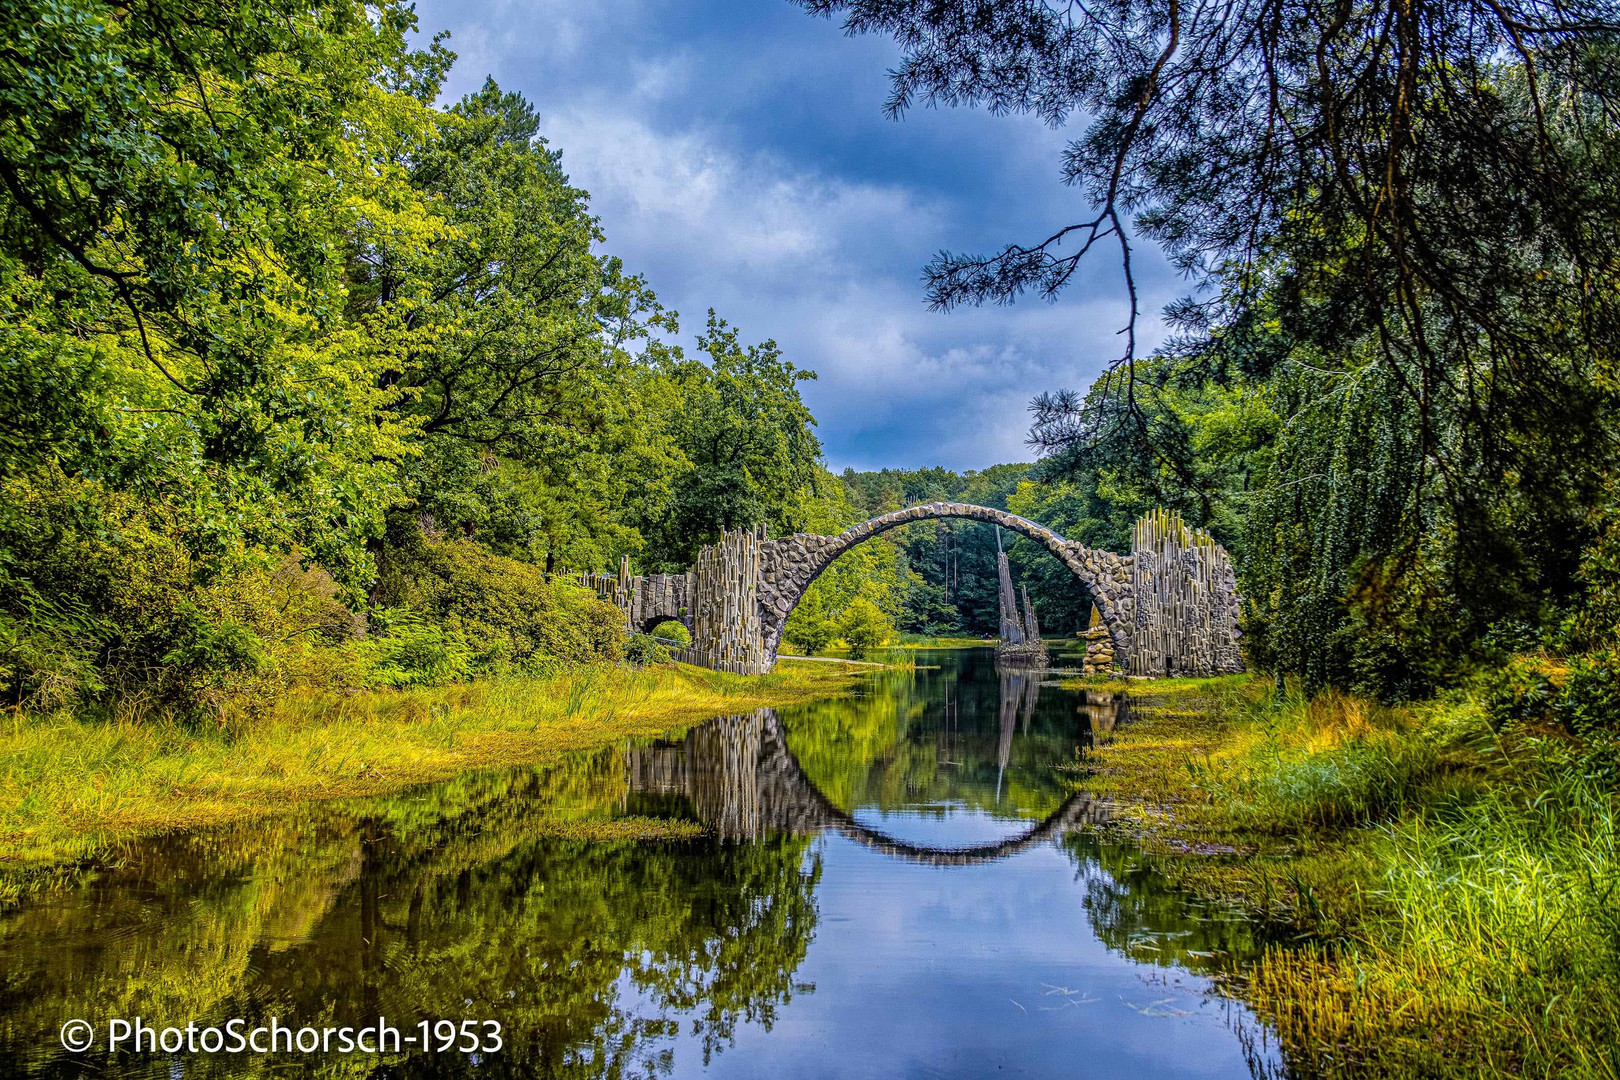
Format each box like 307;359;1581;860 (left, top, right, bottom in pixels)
412;0;1184;471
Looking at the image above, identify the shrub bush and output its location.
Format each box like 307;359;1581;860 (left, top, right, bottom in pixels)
0;474;627;714
375;521;623;669
1482;654;1563;729
1557;650;1620;737
837;597;890;660
784;595;836;656
0;469;451;717
362;612;473;687
0;469;293;718
623;634;673;666
649;619;691;647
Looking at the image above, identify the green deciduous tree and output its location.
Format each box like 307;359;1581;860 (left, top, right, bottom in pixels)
356;79;680;570
0;0;445;580
645;314;822;564
838;597;892;658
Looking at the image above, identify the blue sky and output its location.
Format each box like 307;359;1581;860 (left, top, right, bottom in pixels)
410;0;1183;471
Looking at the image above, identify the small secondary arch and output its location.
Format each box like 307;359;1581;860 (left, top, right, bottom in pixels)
637;613;689;635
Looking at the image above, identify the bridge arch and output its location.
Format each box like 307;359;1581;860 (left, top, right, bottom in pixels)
755;502;1135;668
637;613;685;635
758;725;1101;867
629;709;1105;866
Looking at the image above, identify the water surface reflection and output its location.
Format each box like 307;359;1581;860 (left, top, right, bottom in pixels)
0;649;1284;1078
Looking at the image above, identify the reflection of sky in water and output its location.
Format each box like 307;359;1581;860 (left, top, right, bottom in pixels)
654;837;1275;1079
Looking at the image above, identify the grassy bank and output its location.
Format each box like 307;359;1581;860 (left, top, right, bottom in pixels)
1069;673;1620;1080
886;635;998;649
0;661;854;887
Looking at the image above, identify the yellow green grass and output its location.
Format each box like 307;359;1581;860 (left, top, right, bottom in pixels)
1075;674;1620;1079
0;660;853;880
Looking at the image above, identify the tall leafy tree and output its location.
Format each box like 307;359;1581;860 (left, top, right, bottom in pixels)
645;314;822;565
0;0;447;578
370;80;664;453
353;80;680;571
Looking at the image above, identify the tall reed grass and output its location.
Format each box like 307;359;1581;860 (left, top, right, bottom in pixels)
1184;683;1620;1077
1189;687;1469;834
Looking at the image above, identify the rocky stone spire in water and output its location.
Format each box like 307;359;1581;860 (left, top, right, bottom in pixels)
996;550;1025;645
1081;603;1117;675
1020;583;1041;642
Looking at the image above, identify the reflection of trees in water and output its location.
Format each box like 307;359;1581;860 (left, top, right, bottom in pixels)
352;834;819;1078
1067;833;1293;1080
0;659;1284;1080
1060;820;1289;1080
776;654;1087;818
0;752;820;1079
1061;831;1274;980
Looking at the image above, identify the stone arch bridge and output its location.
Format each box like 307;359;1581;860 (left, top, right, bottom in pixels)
584;503;1243;677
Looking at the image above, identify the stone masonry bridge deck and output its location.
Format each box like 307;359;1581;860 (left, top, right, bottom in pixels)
586;503;1243;678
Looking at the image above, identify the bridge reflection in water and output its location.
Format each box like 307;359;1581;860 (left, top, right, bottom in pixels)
625;668;1126;865
0;648;1287;1080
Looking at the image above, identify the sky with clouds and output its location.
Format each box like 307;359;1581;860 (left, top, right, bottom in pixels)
409;0;1184;472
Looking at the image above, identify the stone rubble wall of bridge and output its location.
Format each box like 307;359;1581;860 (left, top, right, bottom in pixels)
587;502;1244;678
580;568;695;633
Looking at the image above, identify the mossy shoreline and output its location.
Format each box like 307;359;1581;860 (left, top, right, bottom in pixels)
0;660;855;899
1067;673;1619;1080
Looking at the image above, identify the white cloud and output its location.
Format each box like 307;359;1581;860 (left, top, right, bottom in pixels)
533;105;1164;469
542;108;943;279
416;0;1182;470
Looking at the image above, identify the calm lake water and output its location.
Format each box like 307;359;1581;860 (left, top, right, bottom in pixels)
0;648;1285;1078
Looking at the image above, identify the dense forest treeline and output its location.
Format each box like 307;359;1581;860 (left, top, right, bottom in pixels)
0;0;853;715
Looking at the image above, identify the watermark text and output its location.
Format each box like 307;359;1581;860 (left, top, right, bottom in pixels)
59;1017;502;1055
